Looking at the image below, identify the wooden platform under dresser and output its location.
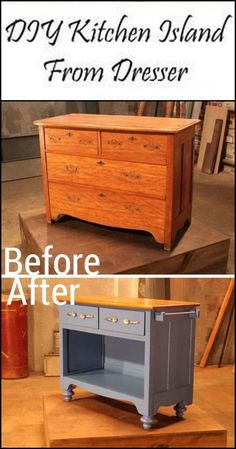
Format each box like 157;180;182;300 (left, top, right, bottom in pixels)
34;114;200;250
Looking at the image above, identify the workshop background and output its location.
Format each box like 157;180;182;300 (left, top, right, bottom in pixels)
2;101;235;273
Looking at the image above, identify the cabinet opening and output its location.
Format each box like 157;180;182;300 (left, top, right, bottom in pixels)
63;329;145;399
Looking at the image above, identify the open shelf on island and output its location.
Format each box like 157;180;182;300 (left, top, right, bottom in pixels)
63;329;145;400
68;369;144;399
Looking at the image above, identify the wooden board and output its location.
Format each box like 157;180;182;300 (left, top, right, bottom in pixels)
62;295;200;310
202;120;223;174
43;392;227;448
34;114;200;134
19;209;229;274
44;355;60;377
191;102;202;119
197;105;228;173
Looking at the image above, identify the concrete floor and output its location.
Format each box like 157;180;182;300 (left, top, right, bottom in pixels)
2;366;234;448
1;168;235;272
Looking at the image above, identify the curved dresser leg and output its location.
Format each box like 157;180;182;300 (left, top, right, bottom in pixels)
140;415;155;430
174;401;187;418
63;384;75;402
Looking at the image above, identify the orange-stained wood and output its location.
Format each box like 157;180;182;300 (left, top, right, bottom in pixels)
49;182;166;243
38;126;52;223
101;131;167;164
164;127;195;249
62;296;200;310
46;153;167;199
34;114;200;134
45;128;98;156
35;114;200;249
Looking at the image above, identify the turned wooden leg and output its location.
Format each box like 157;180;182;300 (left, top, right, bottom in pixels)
63;384;75;402
174;401;187;418
140;415;155;430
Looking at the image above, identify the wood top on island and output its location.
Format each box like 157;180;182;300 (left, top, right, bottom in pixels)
63;296;200;310
34;114;200;134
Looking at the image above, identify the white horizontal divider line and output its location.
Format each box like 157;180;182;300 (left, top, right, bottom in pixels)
1;274;234;279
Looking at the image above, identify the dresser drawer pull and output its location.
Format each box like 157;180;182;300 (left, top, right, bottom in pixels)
67;194;80;202
65;164;79;173
143;143;160;150
125;204;140;213
128;136;137;142
98;192;105;198
79;313;95;320
49;136;61;142
107;139;122;147
78;138;93;145
123;171;141;180
66;312;77;318
97;160;105;166
104;316;118;323
123;318;140;325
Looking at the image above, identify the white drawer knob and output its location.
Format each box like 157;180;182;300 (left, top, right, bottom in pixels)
79;313;94;320
123;318;140;325
66;312;77;318
105;316;118;324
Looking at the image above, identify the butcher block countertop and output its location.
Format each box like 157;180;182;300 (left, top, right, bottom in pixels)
62;296;200;310
34;114;200;134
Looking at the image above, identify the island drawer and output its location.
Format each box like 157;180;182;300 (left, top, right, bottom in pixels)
99;308;145;336
60;304;98;329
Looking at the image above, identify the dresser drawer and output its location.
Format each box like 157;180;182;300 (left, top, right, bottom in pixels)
49;182;165;241
47;153;166;199
60;304;98;329
101;131;167;165
45;128;98;156
99;308;145;336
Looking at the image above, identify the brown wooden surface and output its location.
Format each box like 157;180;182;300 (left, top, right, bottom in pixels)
165;127;195;249
101;131;167;164
62;296;200;310
46;153;167;198
165;101;175;117
197;105;227;173
45;128;98;156
43;393;227;448
48;182;165;243
137;101;146;116
200;279;235;368
34;114;200;133
202;119;223;174
39;126;52;223
19;209;229;274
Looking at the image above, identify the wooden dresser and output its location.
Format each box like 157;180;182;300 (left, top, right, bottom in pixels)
59;296;200;429
34;114;200;250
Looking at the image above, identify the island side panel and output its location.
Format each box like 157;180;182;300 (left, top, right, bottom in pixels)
149;309;197;409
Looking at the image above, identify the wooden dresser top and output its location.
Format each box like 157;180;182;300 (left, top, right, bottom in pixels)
34;114;200;134
62;296;200;310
